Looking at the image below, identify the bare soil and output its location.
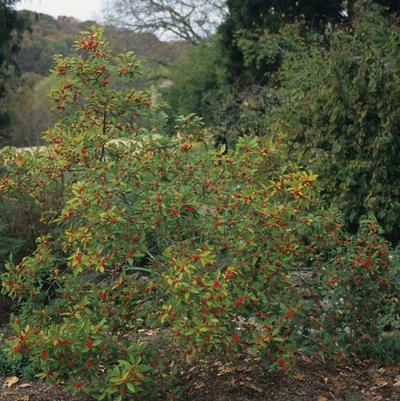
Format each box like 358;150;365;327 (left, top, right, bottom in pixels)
1;299;399;400
176;355;400;401
1;355;399;401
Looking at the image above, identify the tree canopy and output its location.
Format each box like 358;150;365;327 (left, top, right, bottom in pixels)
0;0;29;140
105;0;226;43
218;0;400;85
218;0;344;84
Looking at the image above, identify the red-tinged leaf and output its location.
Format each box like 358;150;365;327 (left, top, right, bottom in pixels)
231;333;240;344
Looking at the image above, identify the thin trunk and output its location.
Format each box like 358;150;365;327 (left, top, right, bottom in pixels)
348;0;356;22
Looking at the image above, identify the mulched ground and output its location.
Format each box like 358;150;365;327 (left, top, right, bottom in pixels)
177;355;400;401
1;300;399;401
0;377;89;401
1;355;399;401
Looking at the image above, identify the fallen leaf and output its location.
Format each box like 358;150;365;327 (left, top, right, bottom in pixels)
372;377;388;389
300;354;312;363
18;396;29;401
317;396;329;401
394;379;400;387
352;378;364;386
244;381;263;393
0;391;17;397
363;396;382;401
384;366;399;375
19;384;32;389
4;376;19;388
294;373;305;381
331;377;347;395
237;365;254;373
193;382;205;390
217;364;235;375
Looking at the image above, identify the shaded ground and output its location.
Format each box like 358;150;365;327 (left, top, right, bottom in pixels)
177;355;400;401
0;377;89;401
1;302;399;400
1;356;399;401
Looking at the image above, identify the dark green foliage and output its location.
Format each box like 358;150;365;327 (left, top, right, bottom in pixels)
218;0;343;84
163;37;224;120
218;0;400;87
357;334;400;365
0;346;36;379
0;187;49;272
376;0;400;13
165;0;400;240
163;35;278;144
0;0;27;67
0;0;29;141
276;5;400;241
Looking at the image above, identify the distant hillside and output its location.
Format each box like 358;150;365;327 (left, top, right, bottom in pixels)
3;11;189;147
16;11;189;77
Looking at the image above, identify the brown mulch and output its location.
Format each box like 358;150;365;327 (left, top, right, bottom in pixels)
177;355;400;401
1;304;399;400
1;356;399;401
0;377;89;401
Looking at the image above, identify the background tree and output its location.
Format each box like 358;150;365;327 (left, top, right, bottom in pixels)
162;0;344;144
104;0;226;43
218;0;344;85
219;0;400;86
163;36;223;118
0;0;29;141
371;0;400;13
275;4;400;241
3;72;55;146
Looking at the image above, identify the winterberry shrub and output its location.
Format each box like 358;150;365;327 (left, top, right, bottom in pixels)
0;27;397;400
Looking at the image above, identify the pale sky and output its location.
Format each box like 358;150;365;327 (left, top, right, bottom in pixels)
16;0;106;22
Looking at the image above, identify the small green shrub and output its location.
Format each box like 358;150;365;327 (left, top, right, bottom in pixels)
357;333;400;365
0;345;36;379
